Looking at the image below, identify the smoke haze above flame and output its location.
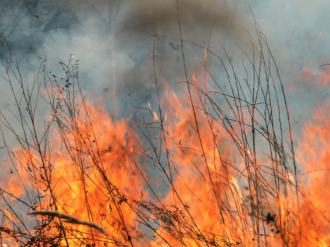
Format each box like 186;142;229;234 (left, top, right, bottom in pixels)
0;0;328;164
0;0;250;147
0;0;328;108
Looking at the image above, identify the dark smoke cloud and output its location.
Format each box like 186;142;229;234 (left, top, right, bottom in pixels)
119;0;245;39
112;0;253;107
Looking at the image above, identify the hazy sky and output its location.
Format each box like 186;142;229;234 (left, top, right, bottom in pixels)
0;0;329;147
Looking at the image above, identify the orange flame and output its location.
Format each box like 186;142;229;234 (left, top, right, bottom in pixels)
2;100;148;246
3;62;330;247
295;104;330;246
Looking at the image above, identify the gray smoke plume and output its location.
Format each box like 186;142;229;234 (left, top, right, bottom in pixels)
0;0;253;136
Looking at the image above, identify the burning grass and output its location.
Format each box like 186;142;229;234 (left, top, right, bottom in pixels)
0;8;328;247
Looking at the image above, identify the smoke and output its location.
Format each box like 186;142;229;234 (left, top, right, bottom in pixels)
114;0;250;104
119;0;245;39
4;0;328;157
248;0;330;137
0;0;253;136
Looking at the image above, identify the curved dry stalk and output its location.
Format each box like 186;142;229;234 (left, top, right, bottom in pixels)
28;211;106;234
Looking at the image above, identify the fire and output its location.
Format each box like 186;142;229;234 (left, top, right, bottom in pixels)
143;76;254;247
10;70;308;246
1;99;147;246
295;104;330;246
1;31;330;247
